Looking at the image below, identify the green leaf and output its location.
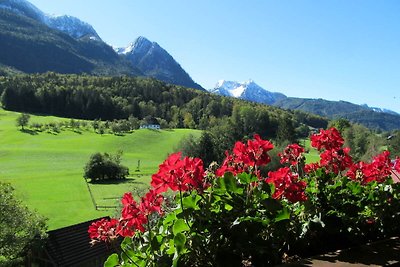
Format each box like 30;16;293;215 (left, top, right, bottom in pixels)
239;216;270;226
261;198;283;213
104;253;119;267
121;237;132;250
174;232;187;254
240;172;259;184
166;239;176;255
275;207;290;222
182;194;201;210
238;172;251;184
163;212;177;227
224;203;233;211
223;172;240;193
173;219;190;235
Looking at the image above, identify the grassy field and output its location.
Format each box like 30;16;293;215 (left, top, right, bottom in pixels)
301;138;320;163
0;108;200;229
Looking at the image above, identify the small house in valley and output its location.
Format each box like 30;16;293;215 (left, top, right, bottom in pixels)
140;116;161;130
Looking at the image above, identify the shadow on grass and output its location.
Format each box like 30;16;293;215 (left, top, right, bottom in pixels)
20;128;39;135
88;177;145;185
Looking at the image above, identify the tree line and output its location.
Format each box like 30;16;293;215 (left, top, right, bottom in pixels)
0;73;327;138
3;73;394;164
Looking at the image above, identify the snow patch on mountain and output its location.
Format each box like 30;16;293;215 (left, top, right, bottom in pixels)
115;36;204;90
44;15;101;40
361;104;399;115
0;0;101;40
115;36;154;57
210;80;287;105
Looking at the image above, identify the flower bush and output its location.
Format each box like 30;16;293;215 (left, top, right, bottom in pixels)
89;128;400;267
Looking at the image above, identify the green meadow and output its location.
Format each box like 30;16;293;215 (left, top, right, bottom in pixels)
0;108;200;229
301;138;320;163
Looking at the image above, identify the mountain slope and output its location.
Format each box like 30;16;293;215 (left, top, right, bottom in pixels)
273;97;400;131
210;80;400;131
116;37;204;90
0;9;138;75
0;0;100;40
0;0;203;89
210;80;286;105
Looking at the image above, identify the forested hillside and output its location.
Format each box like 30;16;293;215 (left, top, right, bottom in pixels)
0;73;328;158
274;97;400;131
0;9;137;75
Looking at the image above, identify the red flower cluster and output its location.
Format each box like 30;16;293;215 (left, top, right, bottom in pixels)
266;167;307;203
89;190;165;243
310;128;344;151
88;218;119;244
89;153;205;243
310;128;353;174
319;147;353;174
151;152;206;194
304;162;321;174
347;151;393;184
279;144;305;166
216;134;274;177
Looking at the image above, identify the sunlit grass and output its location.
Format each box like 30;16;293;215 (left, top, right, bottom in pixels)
0;108;200;229
299;138;320;163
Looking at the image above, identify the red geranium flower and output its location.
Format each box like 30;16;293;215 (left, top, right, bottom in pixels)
216;134;273;177
311;128;344;151
139;189;164;216
346;151;392;184
151;152;206;193
266;167;307;203
88;218;119;244
119;192;147;234
304;162;321;174
279;143;305;166
319;147;353;174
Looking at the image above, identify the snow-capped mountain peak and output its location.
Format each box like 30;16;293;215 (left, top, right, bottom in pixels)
115;36;155;56
210;79;287;105
0;0;101;40
114;36;204;90
44;14;101;40
115;42;135;55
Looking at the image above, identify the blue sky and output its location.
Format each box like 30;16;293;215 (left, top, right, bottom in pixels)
29;0;400;113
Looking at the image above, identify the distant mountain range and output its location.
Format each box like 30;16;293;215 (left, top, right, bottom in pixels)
0;0;399;130
210;80;286;105
0;0;202;89
210;80;400;131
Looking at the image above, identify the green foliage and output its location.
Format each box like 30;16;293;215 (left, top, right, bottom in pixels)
16;113;30;130
84;151;129;181
301;173;400;255
0;182;47;266
328;118;351;132
340;123;384;161
113;173;298;266
102;130;400;266
0;73;324;165
0;108;200;229
176;132;219;166
388;130;400;156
